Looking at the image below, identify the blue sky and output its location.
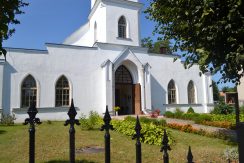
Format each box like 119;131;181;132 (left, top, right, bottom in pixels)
3;0;234;89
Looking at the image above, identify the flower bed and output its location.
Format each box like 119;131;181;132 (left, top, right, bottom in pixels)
164;110;244;129
166;123;231;140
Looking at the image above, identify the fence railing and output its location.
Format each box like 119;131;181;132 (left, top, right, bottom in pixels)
26;100;233;163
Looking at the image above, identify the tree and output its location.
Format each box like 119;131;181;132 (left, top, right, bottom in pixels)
222;86;237;92
145;0;244;84
0;0;28;59
141;37;172;54
212;80;220;102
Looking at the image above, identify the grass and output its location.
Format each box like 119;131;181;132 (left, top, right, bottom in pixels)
0;121;236;163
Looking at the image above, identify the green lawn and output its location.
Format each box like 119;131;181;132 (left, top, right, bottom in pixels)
0;121;236;163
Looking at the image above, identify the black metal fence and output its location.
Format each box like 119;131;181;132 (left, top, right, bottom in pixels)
24;99;241;163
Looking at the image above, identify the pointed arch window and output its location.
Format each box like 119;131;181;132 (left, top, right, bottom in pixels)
118;16;126;38
21;75;37;108
55;76;70;107
168;80;176;104
188;80;196;104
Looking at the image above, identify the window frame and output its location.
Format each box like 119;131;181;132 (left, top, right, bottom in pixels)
118;16;127;38
168;80;177;104
55;75;70;107
188;80;196;104
21;75;37;108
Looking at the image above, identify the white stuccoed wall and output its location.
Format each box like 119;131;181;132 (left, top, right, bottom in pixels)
238;77;244;106
0;60;4;112
105;1;142;46
65;0;142;47
1;0;214;122
2;43;213;123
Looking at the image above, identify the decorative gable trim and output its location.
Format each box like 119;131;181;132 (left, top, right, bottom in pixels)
113;47;143;70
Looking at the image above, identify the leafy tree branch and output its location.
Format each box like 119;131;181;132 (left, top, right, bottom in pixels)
145;0;244;84
0;0;28;59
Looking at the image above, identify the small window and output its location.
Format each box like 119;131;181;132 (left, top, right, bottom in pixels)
21;75;37;108
168;80;176;104
55;76;70;107
118;16;126;38
188;81;196;104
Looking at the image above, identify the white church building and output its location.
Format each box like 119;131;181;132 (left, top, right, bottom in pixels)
0;0;213;122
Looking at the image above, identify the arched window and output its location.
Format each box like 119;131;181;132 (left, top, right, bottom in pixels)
115;65;133;84
168;80;176;104
21;75;37;108
55;76;70;107
118;16;126;38
188;80;196;104
94;21;97;42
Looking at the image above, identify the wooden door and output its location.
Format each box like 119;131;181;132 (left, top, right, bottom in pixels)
133;83;141;115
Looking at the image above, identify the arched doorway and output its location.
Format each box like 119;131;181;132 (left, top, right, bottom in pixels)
115;65;134;115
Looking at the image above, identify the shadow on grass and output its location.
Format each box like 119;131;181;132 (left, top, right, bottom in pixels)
0;130;6;134
217;128;237;142
45;160;97;163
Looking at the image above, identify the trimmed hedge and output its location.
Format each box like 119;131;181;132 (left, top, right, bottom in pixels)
124;116;167;126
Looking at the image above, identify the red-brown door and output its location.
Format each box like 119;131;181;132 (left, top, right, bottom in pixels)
133;83;141;115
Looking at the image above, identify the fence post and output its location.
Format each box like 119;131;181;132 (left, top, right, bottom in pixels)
187;146;194;163
64;99;80;163
161;129;171;163
132;116;142;163
237;122;244;162
24;102;42;163
100;106;114;163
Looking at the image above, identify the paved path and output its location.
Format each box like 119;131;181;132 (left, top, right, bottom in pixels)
112;115;237;140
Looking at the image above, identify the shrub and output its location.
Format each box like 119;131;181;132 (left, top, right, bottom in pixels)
0;113;16;126
112;118;174;146
164;111;174;118
124;116;167;126
124;116;136;122
194;114;212;124
80;111;103;130
174;108;184;118
157;119;167;126
201;121;233;129
46;120;52;124
240;105;244;114
211;103;234;115
181;113;199;120
187;107;195;114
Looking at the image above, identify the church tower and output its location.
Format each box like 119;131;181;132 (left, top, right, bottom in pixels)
64;0;143;47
